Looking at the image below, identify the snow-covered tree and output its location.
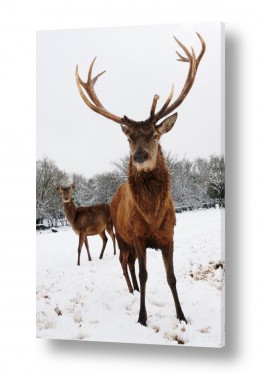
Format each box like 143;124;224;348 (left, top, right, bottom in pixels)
36;156;64;223
191;157;210;205
207;155;225;206
89;172;121;204
36;152;225;228
71;173;90;206
112;155;129;184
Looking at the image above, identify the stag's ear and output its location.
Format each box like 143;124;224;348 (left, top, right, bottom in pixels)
71;182;76;189
120;124;131;136
156;113;178;137
55;183;60;191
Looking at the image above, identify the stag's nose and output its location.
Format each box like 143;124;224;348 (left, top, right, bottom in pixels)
134;150;148;164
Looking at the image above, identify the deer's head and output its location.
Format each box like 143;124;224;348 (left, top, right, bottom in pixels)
120;113;177;171
56;182;76;203
75;33;205;172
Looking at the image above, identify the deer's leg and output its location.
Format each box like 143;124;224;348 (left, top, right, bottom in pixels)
106;225;116;255
116;233;134;293
84;237;92;261
99;230;108;259
134;239;148;326
161;244;187;323
128;248;139;292
77;235;85;266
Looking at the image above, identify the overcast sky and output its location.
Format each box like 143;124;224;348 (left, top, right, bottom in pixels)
36;22;224;179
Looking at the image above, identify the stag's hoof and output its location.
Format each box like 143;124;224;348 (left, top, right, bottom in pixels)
138;312;147;326
138;318;147;327
178;314;187;324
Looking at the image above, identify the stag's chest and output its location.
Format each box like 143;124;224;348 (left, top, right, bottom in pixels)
129;196;175;240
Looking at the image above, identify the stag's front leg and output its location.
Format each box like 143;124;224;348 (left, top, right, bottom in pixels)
161;243;187;323
134;239;148;326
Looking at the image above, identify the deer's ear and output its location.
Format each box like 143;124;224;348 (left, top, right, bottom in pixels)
55;183;60;191
121;124;131;136
71;182;76;189
156;113;178;137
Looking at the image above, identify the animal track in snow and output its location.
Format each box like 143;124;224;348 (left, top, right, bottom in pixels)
164;322;188;344
190;261;225;289
36;311;56;330
199;326;211;334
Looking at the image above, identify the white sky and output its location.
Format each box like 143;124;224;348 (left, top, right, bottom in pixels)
36;22;224;179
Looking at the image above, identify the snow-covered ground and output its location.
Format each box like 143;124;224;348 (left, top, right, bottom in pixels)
36;208;225;347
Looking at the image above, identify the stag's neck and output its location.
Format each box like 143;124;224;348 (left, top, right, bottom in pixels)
128;146;170;215
63;199;77;226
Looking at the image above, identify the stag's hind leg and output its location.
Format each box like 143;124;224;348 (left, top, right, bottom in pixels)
116;233;134;293
128;248;139;292
161;244;187;323
99;230;108;259
84;237;92;261
105;224;116;255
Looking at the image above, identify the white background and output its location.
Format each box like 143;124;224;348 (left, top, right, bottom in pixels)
0;0;261;373
36;23;222;178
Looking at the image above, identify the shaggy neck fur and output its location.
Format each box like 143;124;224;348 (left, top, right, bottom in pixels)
128;145;170;218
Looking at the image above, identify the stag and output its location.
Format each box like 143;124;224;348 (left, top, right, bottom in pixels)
56;182;116;266
75;33;206;325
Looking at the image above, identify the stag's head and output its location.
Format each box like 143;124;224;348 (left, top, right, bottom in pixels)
56;182;76;203
119;113;177;171
75;33;206;172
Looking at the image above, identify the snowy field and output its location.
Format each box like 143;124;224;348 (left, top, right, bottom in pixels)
36;208;224;347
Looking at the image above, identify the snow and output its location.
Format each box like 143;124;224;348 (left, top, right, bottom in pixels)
36;208;224;347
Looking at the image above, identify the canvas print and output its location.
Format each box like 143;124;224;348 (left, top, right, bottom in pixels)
36;23;225;347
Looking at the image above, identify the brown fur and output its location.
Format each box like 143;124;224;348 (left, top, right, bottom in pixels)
111;119;187;326
75;34;206;325
56;184;116;266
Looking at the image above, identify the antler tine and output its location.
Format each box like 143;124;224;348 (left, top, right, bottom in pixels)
75;34;205;127
153;32;206;121
176;51;188;62
76;64;100;111
78;57;106;109
150;94;160;117
174;36;192;60
75;62;123;124
154;83;174;120
190;47;197;78
196;32;206;66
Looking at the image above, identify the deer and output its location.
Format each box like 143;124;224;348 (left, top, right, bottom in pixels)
55;182;116;266
75;32;206;326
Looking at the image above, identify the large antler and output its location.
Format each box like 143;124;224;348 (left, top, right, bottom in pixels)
150;32;206;123
75;32;205;126
75;57;123;124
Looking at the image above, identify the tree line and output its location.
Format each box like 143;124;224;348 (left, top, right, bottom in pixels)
36;153;225;227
